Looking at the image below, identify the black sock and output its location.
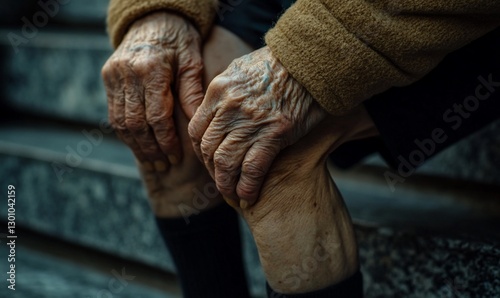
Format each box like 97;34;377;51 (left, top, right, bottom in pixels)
266;270;363;298
155;203;250;298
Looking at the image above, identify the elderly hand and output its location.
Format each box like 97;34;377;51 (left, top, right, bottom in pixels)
136;26;255;218
189;46;328;208
102;12;204;171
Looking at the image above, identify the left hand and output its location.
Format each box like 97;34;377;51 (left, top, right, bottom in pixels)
189;46;327;208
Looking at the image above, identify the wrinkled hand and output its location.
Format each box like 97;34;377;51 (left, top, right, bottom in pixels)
136;25;255;218
102;12;204;170
189;46;327;207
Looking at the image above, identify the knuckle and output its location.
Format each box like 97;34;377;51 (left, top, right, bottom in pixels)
215;172;237;196
180;56;203;74
207;76;226;91
237;182;257;199
214;151;233;171
237;187;253;198
133;57;166;78
216;179;233;195
147;114;167;127
101;63;119;86
111;115;126;128
141;144;160;156
156;130;177;148
188;119;203;141
125;117;148;132
242;161;267;179
101;64;111;79
199;140;212;155
187;122;197;139
104;57;124;74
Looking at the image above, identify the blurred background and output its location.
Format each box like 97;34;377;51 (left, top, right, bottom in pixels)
0;1;499;297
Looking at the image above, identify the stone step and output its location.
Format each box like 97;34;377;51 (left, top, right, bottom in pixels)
0;0;108;27
0;29;111;126
0;245;178;298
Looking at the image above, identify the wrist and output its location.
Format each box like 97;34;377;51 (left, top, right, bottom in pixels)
123;11;200;45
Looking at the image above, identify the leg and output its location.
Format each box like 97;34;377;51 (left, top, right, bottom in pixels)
139;26;254;298
235;110;376;294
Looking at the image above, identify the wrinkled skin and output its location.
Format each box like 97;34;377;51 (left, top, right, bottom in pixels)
102;12;204;171
189;46;328;207
102;13;377;292
106;24;254;218
238;115;361;293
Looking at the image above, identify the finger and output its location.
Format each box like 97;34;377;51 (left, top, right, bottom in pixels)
187;82;221;162
177;49;204;119
213;132;252;201
145;84;182;165
199;116;229;179
236;141;281;208
102;65;119;137
124;75;170;172
111;78;151;167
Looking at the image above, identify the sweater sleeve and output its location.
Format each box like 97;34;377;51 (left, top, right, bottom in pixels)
107;0;218;48
265;0;500;115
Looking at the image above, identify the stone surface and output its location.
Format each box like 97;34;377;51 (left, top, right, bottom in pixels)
0;29;111;125
358;227;500;298
0;246;174;298
0;0;108;26
0;153;174;271
416;119;500;185
56;0;109;25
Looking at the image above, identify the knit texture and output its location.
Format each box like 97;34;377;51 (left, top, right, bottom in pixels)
107;0;217;48
106;0;500;113
265;0;500;115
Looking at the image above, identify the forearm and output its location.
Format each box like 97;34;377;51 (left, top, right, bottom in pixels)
266;0;500;115
107;0;218;48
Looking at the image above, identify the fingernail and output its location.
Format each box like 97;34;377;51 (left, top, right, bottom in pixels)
142;161;153;172
239;200;249;209
168;154;179;165
154;160;167;172
224;198;240;209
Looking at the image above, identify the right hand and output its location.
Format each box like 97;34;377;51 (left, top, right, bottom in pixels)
101;12;204;171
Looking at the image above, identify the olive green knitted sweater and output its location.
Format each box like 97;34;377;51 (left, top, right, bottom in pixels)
107;0;500;115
